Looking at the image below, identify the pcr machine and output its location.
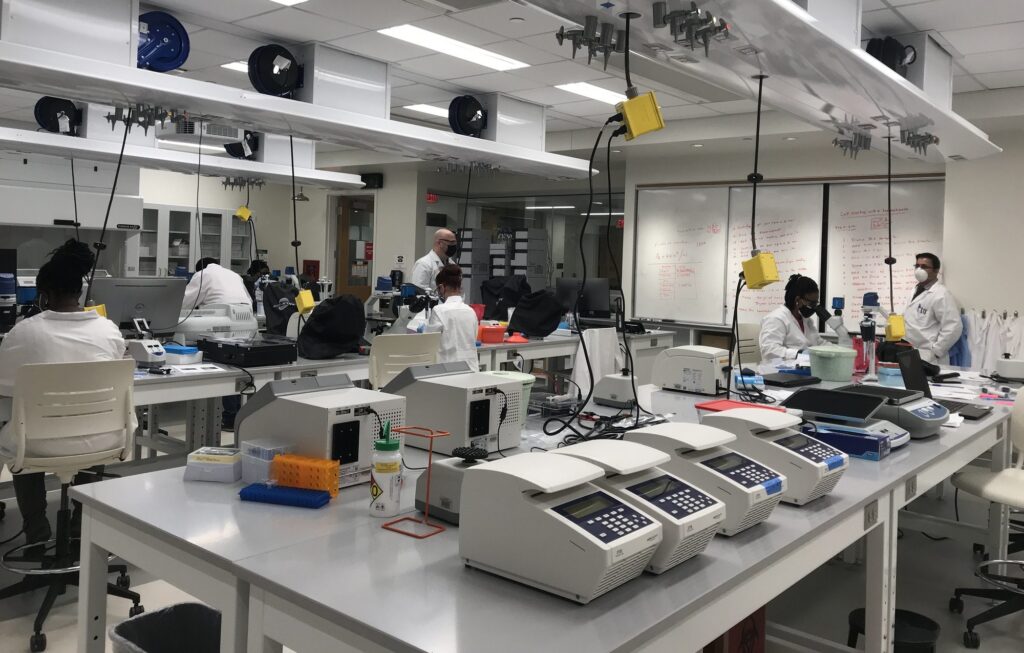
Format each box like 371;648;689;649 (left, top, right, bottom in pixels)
702;408;848;506
652;346;731;395
236;375;406;489
383;362;523;456
460;453;663;604
834;385;948;438
551;440;725;574
625;423;787;536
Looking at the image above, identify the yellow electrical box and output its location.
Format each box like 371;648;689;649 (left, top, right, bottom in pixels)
885;314;906;342
84;304;107;318
616;92;665;141
296;289;316;315
234;206;253;222
742;252;780;289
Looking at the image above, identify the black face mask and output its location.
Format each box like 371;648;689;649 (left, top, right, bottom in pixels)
445;243;458;258
798;304;817;318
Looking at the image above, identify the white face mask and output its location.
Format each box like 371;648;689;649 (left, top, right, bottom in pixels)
914;267;929;283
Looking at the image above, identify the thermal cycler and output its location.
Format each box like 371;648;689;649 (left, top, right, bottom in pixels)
384;362;523;456
834;385;948;438
551;440;725;574
625;423;786;536
651;346;731;395
460;453;663;604
702;408;848;506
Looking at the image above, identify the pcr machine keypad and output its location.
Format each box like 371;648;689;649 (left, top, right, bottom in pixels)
775;433;846;469
626;474;717;519
702;453;781;491
553;491;653;543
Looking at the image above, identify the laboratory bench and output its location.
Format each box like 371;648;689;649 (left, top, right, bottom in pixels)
70;397;1012;653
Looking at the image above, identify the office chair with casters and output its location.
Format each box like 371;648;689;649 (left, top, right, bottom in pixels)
0;360;143;652
948;396;1024;649
368;333;441;389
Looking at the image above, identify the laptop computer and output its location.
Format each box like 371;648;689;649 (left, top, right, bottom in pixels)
897;349;992;420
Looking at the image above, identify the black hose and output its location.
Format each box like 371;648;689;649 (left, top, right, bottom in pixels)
749;75;766;252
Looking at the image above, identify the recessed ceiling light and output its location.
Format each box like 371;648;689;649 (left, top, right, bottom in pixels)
403;104;449;118
525;205;575;210
269;0;309;5
555;82;625;105
221;61;248;73
692;143;704;148
784;136;798;141
379;25;529;71
612;149;622;153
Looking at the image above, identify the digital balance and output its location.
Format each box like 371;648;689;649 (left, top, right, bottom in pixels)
551;440;726;574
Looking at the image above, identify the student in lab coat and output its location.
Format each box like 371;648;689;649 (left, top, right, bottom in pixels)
181;257;252;311
759;274;823;361
904;253;962;364
0;240;130;548
410;229;458;291
408;264;480;371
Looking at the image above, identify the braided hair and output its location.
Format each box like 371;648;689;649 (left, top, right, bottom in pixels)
783;274;818;309
36;239;93;305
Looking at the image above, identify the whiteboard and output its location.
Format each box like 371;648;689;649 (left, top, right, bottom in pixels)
726;185;824;324
633;187;729;324
826;180;944;312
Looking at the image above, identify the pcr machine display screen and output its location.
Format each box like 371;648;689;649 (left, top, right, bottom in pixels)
704;453;745;473
632;476;686;499
775;433;815;451
561;494;615;520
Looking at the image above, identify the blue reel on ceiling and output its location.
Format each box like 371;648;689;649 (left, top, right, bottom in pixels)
138;11;190;72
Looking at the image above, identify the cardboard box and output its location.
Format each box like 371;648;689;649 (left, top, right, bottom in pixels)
703;607;765;653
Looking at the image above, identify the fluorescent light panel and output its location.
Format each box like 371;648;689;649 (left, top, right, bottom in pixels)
156;139;226;153
556;82;625;105
270;0;308;5
581;211;624;216
525;205;575;210
221;61;248;73
379;25;528;72
403;104;449;118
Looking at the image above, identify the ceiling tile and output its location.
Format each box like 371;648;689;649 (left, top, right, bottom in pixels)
898;0;1024;32
486;39;562;66
450;2;576;39
142;0;276;23
388;82;457;104
411;15;506;46
959;48;1024;75
861;0;887;10
389;76;416;88
396;53;494;79
952;75;986;93
450;72;542;94
187;29;265;60
652;92;691;108
300;0;443;30
942;22;1024;55
518;32;577;59
659;104;719;120
861;9;912;35
330;31;433;62
973;70;1024;90
553;99;618;117
512;60;609;84
236;8;362;43
511;86;587;105
704;99;759;114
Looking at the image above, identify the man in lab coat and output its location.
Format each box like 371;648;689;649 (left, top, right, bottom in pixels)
410;229;458;291
904;252;962;365
181;257;252;310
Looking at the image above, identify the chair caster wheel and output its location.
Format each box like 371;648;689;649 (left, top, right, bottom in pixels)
964;630;980;649
29;633;46;652
116;574;131;589
129;604;144;618
949;597;964;614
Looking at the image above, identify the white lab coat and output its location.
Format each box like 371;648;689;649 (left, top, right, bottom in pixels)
759;305;821;361
181;263;251;310
904;281;963;365
0;310;135;457
407;295;480;371
410;250;446;291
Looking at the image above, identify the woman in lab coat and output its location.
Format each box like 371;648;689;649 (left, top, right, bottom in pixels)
759;274;823;361
0;240;129;549
408;264;480;371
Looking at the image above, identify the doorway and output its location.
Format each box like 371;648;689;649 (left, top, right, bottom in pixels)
335;196;374;301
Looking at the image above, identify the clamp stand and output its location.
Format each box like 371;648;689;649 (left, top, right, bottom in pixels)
382;426;450;540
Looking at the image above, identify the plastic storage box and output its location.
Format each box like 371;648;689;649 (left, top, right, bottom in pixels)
183;447;241;483
241;439;295;484
808;344;856;382
163;345;202;365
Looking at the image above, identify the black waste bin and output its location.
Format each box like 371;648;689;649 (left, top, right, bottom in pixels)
110;603;220;653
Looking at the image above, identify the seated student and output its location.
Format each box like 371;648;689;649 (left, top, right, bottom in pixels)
181;257;252;310
408;264;480;371
0;240;132;548
759;274;823;361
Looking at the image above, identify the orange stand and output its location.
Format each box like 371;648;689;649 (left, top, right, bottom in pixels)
382;426;450;539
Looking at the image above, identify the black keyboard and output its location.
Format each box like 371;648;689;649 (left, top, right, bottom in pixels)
937;399;969;413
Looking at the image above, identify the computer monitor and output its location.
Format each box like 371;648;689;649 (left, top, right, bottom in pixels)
554;277;611;318
89;277;187;334
896;349;934;399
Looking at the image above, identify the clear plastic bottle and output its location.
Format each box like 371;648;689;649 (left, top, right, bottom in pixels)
369;422;402;518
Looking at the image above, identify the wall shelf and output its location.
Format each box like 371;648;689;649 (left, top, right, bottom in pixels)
0;41;590;180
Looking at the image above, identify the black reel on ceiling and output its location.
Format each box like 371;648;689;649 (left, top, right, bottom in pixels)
34;96;81;135
224;131;259;160
248;44;302;97
448;95;488;138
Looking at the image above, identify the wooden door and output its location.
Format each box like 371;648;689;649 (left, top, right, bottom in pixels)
335;196;374;301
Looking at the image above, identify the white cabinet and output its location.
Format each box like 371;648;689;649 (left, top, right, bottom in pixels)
136;204;251;277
